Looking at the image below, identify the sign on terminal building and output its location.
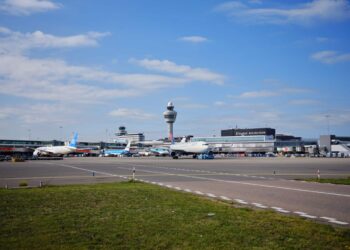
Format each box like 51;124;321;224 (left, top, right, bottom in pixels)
221;128;276;138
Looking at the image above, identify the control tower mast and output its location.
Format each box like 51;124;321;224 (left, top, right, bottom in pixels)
163;101;177;143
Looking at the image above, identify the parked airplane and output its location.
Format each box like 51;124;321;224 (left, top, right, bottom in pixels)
103;141;132;157
150;147;170;156
169;138;211;159
33;132;78;157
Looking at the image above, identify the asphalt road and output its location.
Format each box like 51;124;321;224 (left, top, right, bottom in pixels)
1;157;350;226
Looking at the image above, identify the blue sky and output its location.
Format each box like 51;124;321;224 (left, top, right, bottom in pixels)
0;0;349;141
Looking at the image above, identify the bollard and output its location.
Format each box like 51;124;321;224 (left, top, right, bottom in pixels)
317;169;320;180
132;167;135;181
273;170;276;175
39;181;43;188
92;171;95;177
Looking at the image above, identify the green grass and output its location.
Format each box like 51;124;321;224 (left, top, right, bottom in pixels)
0;182;350;249
296;177;350;185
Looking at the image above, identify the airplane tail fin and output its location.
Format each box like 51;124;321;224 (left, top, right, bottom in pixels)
180;137;186;143
125;140;132;151
69;132;78;147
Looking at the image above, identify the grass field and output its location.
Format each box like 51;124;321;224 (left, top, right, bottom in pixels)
1;182;350;249
296;177;350;185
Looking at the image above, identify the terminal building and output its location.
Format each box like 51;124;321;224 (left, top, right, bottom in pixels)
192;128;276;155
114;126;145;144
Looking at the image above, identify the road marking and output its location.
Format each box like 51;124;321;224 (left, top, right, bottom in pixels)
166;185;173;188
184;189;192;193
220;196;231;201
195;191;204;195
39;162;350;225
321;216;336;221
300;214;318;219
294;211;307;215
252;202;268;208
115;165;350;198
234;199;248;204
329;220;348;225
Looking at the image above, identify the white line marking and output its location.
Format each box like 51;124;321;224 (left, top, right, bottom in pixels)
271;207;282;210
252;203;268;208
300;214;318;219
115;165;350;198
234;199;248;204
220;196;231;201
166;185;173;188
294;211;307;215
175;187;182;190
184;189;192;193
329;220;348;225
276;209;290;213
320;217;336;221
195;191;204;195
207;193;217;198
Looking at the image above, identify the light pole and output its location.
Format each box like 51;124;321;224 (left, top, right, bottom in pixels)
325;114;330;135
59;126;63;141
27;129;31;140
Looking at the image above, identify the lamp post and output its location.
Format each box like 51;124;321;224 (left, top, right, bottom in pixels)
59;126;63;141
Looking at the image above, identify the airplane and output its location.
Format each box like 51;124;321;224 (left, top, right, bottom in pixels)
33;132;78;157
150;147;170;156
169;138;211;159
102;140;132;157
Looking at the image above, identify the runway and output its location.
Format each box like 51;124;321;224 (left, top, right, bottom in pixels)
1;157;350;226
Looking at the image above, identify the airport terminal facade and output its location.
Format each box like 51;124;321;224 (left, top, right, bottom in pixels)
1;127;349;157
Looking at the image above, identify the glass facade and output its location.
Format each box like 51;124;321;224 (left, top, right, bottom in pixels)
191;135;274;143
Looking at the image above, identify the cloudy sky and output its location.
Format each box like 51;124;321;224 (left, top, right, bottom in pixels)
0;0;349;141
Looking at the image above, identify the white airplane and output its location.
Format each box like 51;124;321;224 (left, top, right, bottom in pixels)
33;132;78;157
169;138;211;159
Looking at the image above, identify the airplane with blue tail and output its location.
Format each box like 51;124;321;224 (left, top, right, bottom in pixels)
33;132;78;156
102;141;132;157
150;147;170;156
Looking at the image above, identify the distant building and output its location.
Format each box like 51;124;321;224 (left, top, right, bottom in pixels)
114;126;145;144
221;128;276;138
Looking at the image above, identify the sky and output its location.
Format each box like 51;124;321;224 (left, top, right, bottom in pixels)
0;0;349;142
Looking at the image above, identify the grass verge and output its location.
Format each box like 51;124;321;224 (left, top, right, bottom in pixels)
296;177;350;185
0;182;349;249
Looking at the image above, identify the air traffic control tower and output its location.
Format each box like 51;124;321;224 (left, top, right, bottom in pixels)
163;101;177;142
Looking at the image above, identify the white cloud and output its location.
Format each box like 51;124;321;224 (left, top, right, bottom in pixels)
178;36;208;43
311;50;350;64
0;0;61;15
239;90;279;98
215;0;350;25
0;103;78;124
130;58;225;85
109;108;156;120
0;54;190;102
0;27;110;54
0;27;199;103
214;101;226;106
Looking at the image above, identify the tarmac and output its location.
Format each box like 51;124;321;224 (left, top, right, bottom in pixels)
1;156;350;226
